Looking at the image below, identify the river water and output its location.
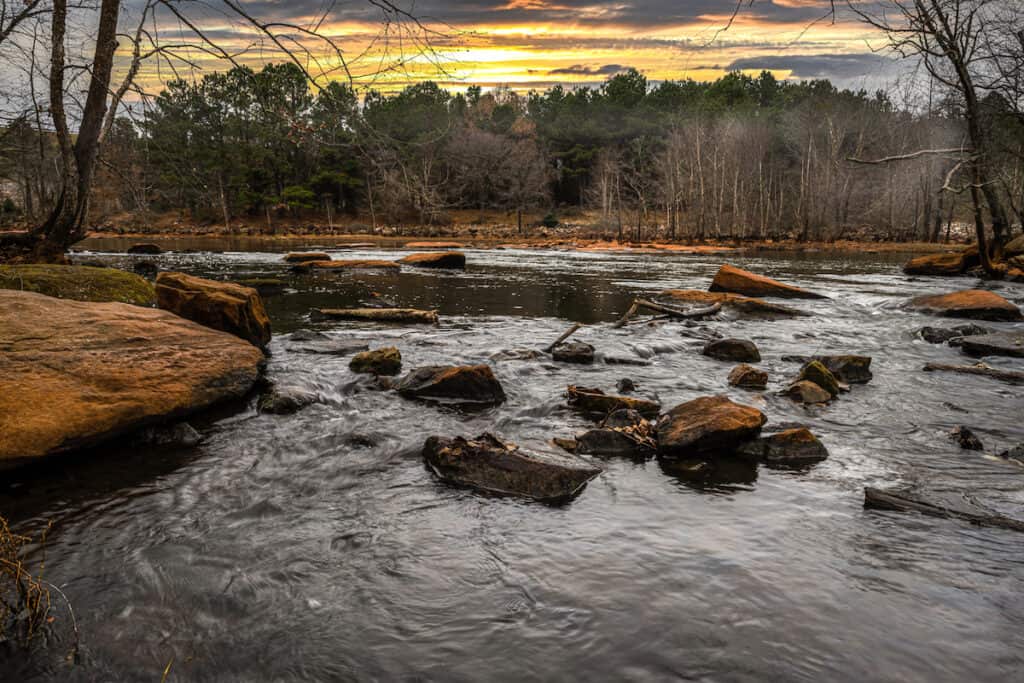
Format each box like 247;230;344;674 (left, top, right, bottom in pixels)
3;241;1024;682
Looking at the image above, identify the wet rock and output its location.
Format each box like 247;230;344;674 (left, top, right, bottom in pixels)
552;341;595;364
709;264;826;300
656;395;767;458
659;289;808;319
290;329;328;342
616;378;637;394
603;408;644;429
0;290;264;466
949;426;984;451
907;289;1022;322
397;365;506;406
566;386;660;420
135;422;203;448
997;443;1024;462
234;278;287;296
815;355;873;384
728;364;768;389
156;272;272;349
0;264;155;305
785;381;833;405
902;250;975;276
284;252;330;263
552;437;577;453
795;360;840;397
398;251;466;269
350;347;402;375
422;433;601;502
133;261;159;279
576;427;655;459
127;243;162;255
257;387;316;415
703;338;760;363
920;323;990;345
736;428;829;465
960;332;1024;359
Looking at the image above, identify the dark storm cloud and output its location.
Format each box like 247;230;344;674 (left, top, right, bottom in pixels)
725;53;895;79
548;63;632;76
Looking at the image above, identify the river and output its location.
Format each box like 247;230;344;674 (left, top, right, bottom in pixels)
3;241;1023;681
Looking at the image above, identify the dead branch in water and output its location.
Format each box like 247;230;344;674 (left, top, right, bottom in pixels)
313;308;438;324
864;488;1024;532
612;298;721;328
544;323;582;353
923;363;1024;385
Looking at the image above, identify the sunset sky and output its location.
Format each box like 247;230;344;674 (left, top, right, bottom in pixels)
134;0;897;93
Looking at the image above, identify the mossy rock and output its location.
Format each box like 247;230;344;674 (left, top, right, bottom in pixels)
0;265;156;306
795;360;840;397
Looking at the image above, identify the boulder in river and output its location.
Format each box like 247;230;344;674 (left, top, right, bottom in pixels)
284;252;331;263
918;324;989;344
728;364;768;389
949;426;984;451
422;433;601;502
817;355;873;384
576;409;656;460
398;251;466;269
0;264;155;305
960;332;1024;359
156;271;272;349
350;347;403;375
702;338;760;363
659;289;808;319
397;365;506;406
0;290;264;467
258;386;317;415
709;264;827;300
127;243;162;255
566;385;661;420
736;428;829;465
907;289;1022;322
902;250;977;276
552;341;595;364
656;395;767;458
795;360;840;397
785;380;833;405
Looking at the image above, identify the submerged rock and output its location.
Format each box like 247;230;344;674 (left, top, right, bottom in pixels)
397;365;506;406
656;395;767;458
350;347;403;375
127;243;162;255
0;264;155;305
133;261;159;279
918;324;990;344
728;364;768;389
156;271;272;349
709;264;826;300
284;252;331;263
702;338;760;363
422;433;601;502
490;348;545;361
234;277;287;296
0;290;264;466
659;289;808;319
566;386;660;420
795;360;840;397
949;426;984;451
960;332;1024;359
907;289;1022;322
737;428;829;465
258;387;317;415
552;341;595;364
398;251;466;269
786;381;833;405
135;422;203;448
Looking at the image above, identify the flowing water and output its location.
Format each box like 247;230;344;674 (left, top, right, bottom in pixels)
3;241;1024;682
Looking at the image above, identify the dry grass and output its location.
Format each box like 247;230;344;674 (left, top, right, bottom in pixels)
0;516;53;649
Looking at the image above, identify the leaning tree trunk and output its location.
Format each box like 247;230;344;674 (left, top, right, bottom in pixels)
3;0;122;263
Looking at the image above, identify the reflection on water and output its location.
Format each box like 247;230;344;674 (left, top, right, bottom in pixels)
3;240;1024;682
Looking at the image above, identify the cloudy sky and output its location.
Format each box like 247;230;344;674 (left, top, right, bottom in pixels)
128;0;896;92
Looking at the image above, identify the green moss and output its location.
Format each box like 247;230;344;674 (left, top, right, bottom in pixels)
0;265;156;306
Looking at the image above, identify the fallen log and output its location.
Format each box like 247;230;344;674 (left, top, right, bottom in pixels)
544;322;582;353
312;307;438;324
922;362;1024;385
864;487;1024;532
612;298;721;328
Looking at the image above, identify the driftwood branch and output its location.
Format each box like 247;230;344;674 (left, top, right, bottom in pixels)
544;323;582;353
923;363;1024;385
864;488;1024;532
312;308;438;324
613;298;721;328
848;148;971;165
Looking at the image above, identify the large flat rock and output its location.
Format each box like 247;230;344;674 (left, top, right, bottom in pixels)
709;264;826;300
0;264;155;305
961;332;1024;358
907;289;1022;321
0;290;265;466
